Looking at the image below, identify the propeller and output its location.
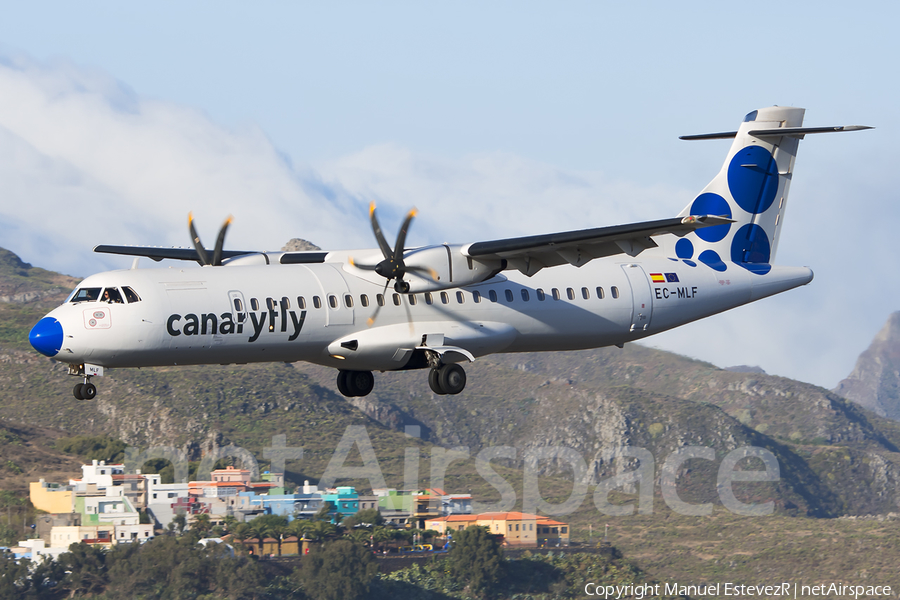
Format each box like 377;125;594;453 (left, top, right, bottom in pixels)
350;202;438;294
188;213;233;266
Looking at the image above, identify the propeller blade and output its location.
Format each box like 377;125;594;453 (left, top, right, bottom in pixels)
212;216;233;266
367;280;391;327
406;265;440;281
348;257;379;271
188;212;212;266
393;208;417;264
369;203;393;261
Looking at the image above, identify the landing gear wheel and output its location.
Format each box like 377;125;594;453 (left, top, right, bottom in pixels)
438;364;467;395
73;383;85;400
81;382;97;400
336;371;352;397
394;281;410;294
337;370;375;397
428;369;446;395
346;370;375;397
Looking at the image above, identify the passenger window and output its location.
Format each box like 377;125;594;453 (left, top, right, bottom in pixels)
596;287;605;299
266;297;276;310
392;293;401;306
344;294;353;308
456;291;464;304
552;288;561;300
376;294;385;307
313;296;322;309
581;287;590;300
102;288;123;304
521;289;530;301
233;297;244;312
328;295;338;309
360;295;369;307
504;289;514;302
611;286;619;299
298;296;307;309
408;294;417;305
472;291;481;303
566;288;575;300
536;289;545;301
440;292;449;304
251;298;260;311
122;287;141;303
489;290;498;303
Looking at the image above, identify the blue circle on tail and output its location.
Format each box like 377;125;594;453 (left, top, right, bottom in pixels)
728;146;779;214
731;223;771;270
690;193;732;242
675;238;694;259
699;250;727;272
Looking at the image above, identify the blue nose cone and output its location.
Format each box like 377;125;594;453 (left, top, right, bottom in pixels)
30;317;64;357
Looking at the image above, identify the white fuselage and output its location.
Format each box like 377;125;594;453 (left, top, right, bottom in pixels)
41;248;813;373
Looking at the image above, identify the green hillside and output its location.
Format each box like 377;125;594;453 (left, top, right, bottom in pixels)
4;246;900;593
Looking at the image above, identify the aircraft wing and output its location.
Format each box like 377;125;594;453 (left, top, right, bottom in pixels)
93;245;257;263
463;215;731;276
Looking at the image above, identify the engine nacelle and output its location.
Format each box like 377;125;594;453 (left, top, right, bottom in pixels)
398;244;504;292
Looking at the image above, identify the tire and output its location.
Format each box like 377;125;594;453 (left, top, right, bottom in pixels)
428;369;445;395
438;364;466;395
81;382;97;400
336;370;352;397
73;383;84;400
346;371;375;397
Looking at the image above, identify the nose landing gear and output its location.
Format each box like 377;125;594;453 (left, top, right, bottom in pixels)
68;364;100;400
73;380;97;400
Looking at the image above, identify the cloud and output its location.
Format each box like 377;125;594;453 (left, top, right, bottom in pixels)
1;50;892;390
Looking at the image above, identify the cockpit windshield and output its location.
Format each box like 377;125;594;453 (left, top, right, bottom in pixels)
69;286;141;304
70;288;102;303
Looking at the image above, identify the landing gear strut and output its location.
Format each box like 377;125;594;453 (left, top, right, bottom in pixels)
428;364;467;395
337;370;375;397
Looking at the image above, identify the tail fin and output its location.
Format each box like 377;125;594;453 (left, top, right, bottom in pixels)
673;106;807;274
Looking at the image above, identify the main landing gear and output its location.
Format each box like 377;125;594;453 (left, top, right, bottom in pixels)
428;364;467;395
337;370;375;397
334;364;469;397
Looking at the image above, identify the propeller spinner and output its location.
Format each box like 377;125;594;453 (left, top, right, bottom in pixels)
188;213;233;266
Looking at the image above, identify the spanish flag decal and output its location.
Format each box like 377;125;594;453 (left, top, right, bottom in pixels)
650;273;666;283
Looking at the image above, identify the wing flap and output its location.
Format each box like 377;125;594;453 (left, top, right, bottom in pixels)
93;245;255;263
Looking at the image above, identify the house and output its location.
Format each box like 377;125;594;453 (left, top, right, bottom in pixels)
424;512;570;547
322;486;359;521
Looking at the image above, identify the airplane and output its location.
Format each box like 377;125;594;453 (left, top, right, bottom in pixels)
28;106;870;401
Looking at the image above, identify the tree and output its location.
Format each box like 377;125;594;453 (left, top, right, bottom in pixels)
293;540;377;600
172;511;187;535
448;526;505;598
58;542;111;597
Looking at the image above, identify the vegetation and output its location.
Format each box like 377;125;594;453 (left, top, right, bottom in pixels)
54;435;126;464
293;540;378;600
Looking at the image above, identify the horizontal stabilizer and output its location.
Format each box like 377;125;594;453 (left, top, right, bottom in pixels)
681;125;872;140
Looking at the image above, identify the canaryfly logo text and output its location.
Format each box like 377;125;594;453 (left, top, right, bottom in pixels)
166;308;307;343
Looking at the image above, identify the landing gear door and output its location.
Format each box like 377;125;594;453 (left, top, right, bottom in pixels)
622;264;653;332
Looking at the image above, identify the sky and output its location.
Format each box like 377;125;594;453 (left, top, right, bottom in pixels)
1;2;897;389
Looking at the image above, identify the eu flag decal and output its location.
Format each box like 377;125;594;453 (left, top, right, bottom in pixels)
665;273;679;283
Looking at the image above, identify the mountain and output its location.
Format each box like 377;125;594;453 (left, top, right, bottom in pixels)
4;245;900;521
834;311;900;421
